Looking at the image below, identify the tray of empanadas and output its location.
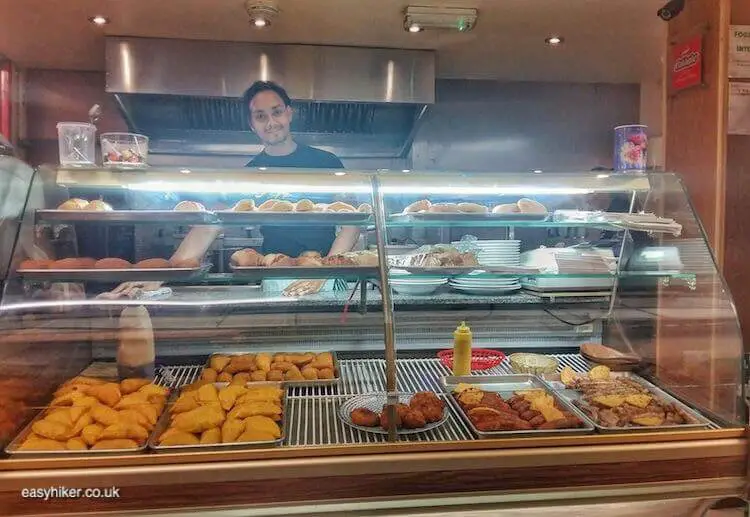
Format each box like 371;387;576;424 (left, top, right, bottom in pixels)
148;382;287;452
199;351;340;388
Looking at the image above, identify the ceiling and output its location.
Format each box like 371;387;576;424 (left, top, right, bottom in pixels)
0;0;667;83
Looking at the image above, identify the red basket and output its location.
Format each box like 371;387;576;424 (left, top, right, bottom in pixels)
437;349;506;371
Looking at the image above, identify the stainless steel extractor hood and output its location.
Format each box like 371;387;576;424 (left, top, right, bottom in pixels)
105;37;435;159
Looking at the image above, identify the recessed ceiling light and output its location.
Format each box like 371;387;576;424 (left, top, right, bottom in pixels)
89;15;110;26
246;1;278;29
545;36;564;46
408;23;423;33
253;17;268;27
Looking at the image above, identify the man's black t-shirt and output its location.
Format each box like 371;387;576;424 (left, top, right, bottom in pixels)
246;144;344;257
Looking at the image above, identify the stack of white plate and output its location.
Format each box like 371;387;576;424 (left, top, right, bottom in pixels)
390;272;448;296
453;240;521;267
448;272;521;295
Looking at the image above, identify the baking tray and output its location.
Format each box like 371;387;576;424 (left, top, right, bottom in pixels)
17;264;211;282
5;408;148;457
148;382;287;452
204;351;341;388
338;392;449;435
36;210;218;225
441;375;595;438
541;372;714;433
217;211;371;225
230;265;377;279
390;213;548;223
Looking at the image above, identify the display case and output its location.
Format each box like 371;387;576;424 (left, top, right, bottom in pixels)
0;164;745;515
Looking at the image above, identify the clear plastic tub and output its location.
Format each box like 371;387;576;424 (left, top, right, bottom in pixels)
101;132;149;168
56;122;96;166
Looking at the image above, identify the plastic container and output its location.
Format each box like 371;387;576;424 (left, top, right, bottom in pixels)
438;348;506;371
56;122;96;166
508;353;559;375
452;321;473;376
614;124;648;172
101;132;149;168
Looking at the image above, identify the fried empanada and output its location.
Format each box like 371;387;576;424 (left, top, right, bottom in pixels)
197;383;220;406
218;385;247;411
91;439;138;450
87;383;122;407
159;430;200;446
138;384;169;400
231;372;251;385
221;418;245;443
90;404;120;427
200;427;221;444
201;368;218;382
217;372;233;383
270;361;296;372
249;371;267;382
32;419;71;441
172;391;200;415
243;415;281;439
101;422;149;443
118;409;151;430
81;424;104;446
228;401;281;421
225;355;256;374
120;378;151;395
45;409;73;427
301;367;318;381
19;437;66;451
236;387;284;404
172;405;226;434
284;367;304;381
236;429;277;442
115;392;150;410
134;404;160;427
266;370;283;382
210;355;231;372
65;437;88;450
71;412;93;436
255;353;272;372
309;352;334;370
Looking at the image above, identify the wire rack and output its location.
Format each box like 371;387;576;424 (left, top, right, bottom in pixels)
155;354;597;447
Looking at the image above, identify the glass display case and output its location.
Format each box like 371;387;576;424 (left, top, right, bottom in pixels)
0;164;745;515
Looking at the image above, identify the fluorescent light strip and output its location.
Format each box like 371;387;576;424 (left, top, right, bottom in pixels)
0;296;299;312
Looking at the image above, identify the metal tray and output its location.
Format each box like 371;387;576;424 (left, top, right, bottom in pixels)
338;392;449;435
217;211;371;225
390;212;549;223
541;372;713;433
441;374;595;438
17;264;211;283
36;210;218;225
230;265;377;279
5;408;148;457
148;382;288;452
204;351;341;388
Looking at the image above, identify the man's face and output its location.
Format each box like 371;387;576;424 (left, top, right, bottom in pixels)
249;90;293;146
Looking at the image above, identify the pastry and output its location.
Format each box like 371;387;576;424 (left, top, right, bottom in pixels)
52;257;96;269
404;199;430;213
230;249;264;267
347;251;378;267
232;199;256;212
297;256;323;267
135;258;171;269
457;202;488;214
170;258;200;268
313;203;329;212
262;253;289;267
174;201;206;212
492;203;520;214
57;198;89;210
270;200;294;212
300;251;322;259
328;201;356;213
19;259;53;270
517;198;547;214
295;199;314;212
274;256;298;267
357;203;373;214
257;199;278;211
85;200;113;211
94;258;132;269
321;255;357;266
428;203;460;213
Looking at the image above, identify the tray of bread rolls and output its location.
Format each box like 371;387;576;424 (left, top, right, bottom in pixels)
217;198;373;225
17;257;211;282
229;249;378;279
230;265;377;279
36;209;218;225
201;351;340;387
390;199;549;222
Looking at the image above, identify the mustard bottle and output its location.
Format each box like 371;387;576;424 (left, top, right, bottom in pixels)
453;321;473;376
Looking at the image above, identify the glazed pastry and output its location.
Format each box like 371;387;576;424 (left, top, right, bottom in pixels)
173;201;206;212
57;198;89;210
230;249;264;267
492;203;520;214
357;203;373;214
170;258;201;268
135;258;171;269
328;201;356;213
313;203;329;212
457;202;488;214
270;200;294;212
295;199;314;212
428;203;460;213
232;199;256;212
94;258;132;269
517;198;547;214
257;199;278;211
53;257;96;269
404;199;430;213
85;200;113;211
19;259;53;270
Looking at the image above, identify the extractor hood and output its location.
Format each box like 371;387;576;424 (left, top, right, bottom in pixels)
105;37;435;159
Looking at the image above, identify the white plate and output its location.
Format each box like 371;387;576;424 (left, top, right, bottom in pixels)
338;393;448;435
451;282;520;288
451;285;521;295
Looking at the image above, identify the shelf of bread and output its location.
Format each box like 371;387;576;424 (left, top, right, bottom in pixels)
229;249;379;279
17;257;210;282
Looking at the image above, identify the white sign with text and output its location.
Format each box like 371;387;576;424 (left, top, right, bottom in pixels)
729;82;750;135
730;25;750;78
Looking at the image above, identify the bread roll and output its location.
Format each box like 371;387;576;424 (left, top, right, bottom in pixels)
275;256;298;267
297;256;323;267
357;203;373;214
262;253;289;267
404;199;430;213
170;258;200;269
458;202;488;214
429;203;459;213
85;200;113;211
300;251;322;259
95;258;132;269
328;201;356;213
174;201;206;212
270;200;294;212
348;251;378;266
58;198;89;210
232;199;256;212
517;198;547;214
313;203;329;212
19;259;53;270
230;249;264;267
295;199;314;212
492;203;520;214
257;200;278;211
53;257;96;269
135;258;171;269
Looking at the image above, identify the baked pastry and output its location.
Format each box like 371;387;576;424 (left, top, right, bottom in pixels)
170;258;200;269
230;249;264;267
297;256;322;267
322;255;358;266
429;203;460;213
313;203;329;212
262;253;290;267
492;203;520;214
458;202;488;214
295;199;314;212
328;201;357;213
58;198;89;210
85;200;113;211
347;251;378;266
275;256;298;267
173;201;206;212
257;200;278;211
232;199;256;212
95;258;132;269
404;199;430;214
357;203;373;214
19;259;53;270
53;257;96;269
517;198;547;214
300;251;322;259
270;200;294;212
135;258;171;269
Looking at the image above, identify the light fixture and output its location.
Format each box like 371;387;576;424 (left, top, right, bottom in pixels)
245;0;278;28
545;36;564;46
404;6;477;33
533;169;543;174
89;15;110;26
334;171;347;176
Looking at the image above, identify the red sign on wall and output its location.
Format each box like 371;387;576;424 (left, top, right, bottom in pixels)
671;35;704;92
0;62;10;140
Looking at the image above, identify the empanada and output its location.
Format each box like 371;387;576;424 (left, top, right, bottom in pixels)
228;401;281;420
90;404;120;427
210;355;231;372
66;437;88;450
159;430;200;446
81;424;104;446
87;383;122;407
243;415;281;439
172;405;225;434
197;383;220;406
200;427;221;444
91;439;138;450
218;385;247;411
221;418;245;443
32;419;71;441
120;378;151;395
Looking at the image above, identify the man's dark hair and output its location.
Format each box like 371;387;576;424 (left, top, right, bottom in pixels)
241;81;292;123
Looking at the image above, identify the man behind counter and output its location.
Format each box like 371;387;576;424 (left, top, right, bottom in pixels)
110;81;360;298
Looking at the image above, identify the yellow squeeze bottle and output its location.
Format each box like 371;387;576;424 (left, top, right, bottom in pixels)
453;321;473;376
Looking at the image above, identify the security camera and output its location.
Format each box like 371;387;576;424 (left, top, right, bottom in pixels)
657;0;686;21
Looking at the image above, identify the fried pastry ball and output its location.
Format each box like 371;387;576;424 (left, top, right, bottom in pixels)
380;403;410;430
401;408;427;429
409;392;446;423
350;407;379;427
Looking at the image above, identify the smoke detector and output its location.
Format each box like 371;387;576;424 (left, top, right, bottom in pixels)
404;6;478;33
245;0;279;28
